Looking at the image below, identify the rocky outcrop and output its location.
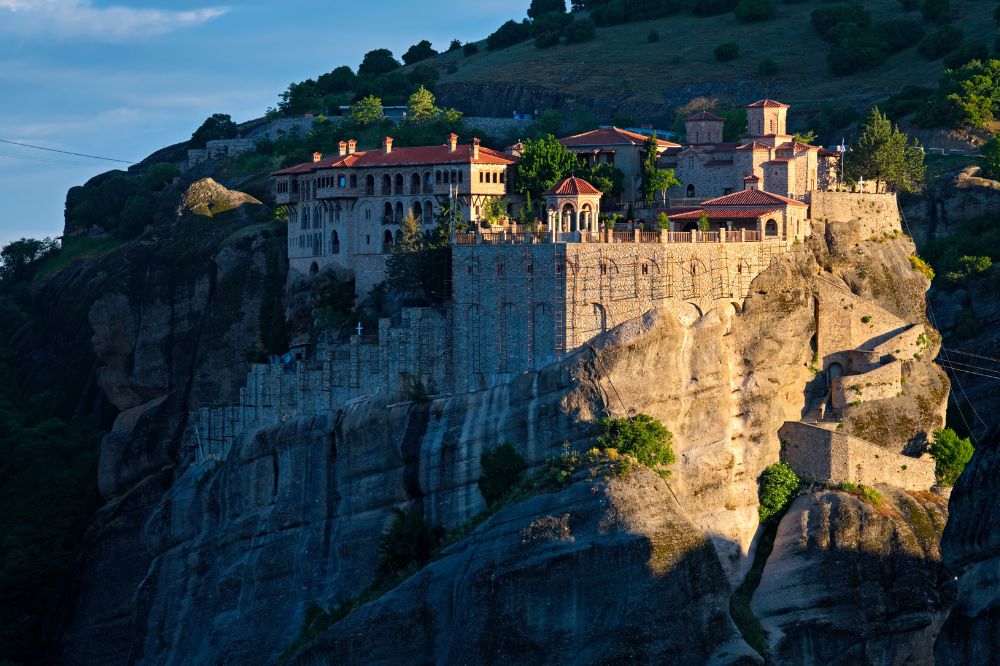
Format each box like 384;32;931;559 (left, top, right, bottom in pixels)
177;177;262;217
753;489;952;664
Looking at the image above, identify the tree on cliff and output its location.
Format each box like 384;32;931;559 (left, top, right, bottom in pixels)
0;238;59;284
982;134;1000;180
929;427;974;486
845;108;925;192
190;113;238;149
402;40;438;65
348;96;385;126
640;133;680;204
358;48;401;77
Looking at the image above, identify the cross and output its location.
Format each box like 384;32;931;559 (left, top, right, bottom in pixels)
356;322;363;337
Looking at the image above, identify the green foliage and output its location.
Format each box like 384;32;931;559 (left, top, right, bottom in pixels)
845;107;925;192
402;40;438;65
406;86;439;122
923;215;1000;285
529;0;567;19
190;113;238;148
447;39;462;52
715;42;740;62
874;19;925;53
595;414;675;469
811;4;871;41
698;211;711;232
514;134;580;201
657;212;671;229
565;18;597;43
358;48;401;77
839;482;884;505
535;30;562;48
921;0;951;24
0;237;60;284
375;507;445;577
385;212;453;303
487;19;533;50
828;28;889;76
944;41;990;69
917;25;963;60
349;95;385;126
310;272;356;334
639;133;679;204
918;58;1000;128
141;162;181;191
982;134;1000;180
735;0;775;23
479;443;528;506
758;461;800;523
944;255;992;282
463;41;479;56
929;428;974;486
884;85;936;121
757;58;779;77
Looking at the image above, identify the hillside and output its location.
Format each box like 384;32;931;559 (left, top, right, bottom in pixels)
407;0;997;126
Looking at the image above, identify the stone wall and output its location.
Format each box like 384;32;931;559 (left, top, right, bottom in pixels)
461;116;532;140
832;359;903;408
810;191;902;238
779;421;936;491
816;279;910;366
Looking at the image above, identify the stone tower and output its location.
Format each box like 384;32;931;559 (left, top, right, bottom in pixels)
746;99;788;139
685;111;725;145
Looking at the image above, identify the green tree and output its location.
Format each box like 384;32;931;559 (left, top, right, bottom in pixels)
792;130;818;144
845;107;926;192
698;211;711;232
944;255;992;282
397;212;422;250
514;134;579;202
758;462;800;523
406;86;440;122
596;414;675;468
376;507;445;577
928;427;974;486
479;443;527;506
982;134;1000;179
190;113;238;149
582;162;624;197
735;0;775;22
0;238;59;283
463;41;479;56
402;39;438;65
921;0;950;24
140;162;180;191
528;0;567;19
919;58;1000;128
349;95;385;126
447;39;462;52
657;212;671;230
481;196;508;227
487;19;533;50
358;48;401;77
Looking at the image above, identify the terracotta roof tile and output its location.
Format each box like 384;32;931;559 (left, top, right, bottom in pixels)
700;189;807;208
746;99;789;109
671;208;782;220
546;176;602;196
736;141;773;152
272;144;517;176
559;127;679;148
686;111;724;122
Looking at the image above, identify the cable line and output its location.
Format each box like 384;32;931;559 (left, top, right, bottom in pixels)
0;138;135;164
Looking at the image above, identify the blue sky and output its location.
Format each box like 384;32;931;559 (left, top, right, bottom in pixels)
0;0;533;247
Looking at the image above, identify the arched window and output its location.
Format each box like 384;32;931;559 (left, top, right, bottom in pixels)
366;174;375;195
331;231;340;254
765;219;779;237
424;200;434;225
436;170;442;183
381;174;391;195
383;230;393;253
309;262;319;277
411;173;421;195
350;174;357;188
394;173;404;195
395;201;404;224
686;184;695;198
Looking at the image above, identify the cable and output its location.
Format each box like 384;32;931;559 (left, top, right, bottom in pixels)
0;138;135;164
942;348;1000;365
0;150;106;168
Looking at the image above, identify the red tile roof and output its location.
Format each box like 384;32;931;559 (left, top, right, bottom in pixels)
671;208;782;220
736;141;773;152
776;141;820;153
700;189;807;208
763;158;792;165
272;143;517;175
818;148;842;157
686;111;724;122
546;176;602;196
747;99;789;109
744;174;760;181
559;127;679;149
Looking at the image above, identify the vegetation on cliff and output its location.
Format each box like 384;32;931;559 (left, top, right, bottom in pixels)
929;427;975;486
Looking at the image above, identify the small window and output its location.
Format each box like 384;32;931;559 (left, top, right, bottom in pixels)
479;172;484;183
526;264;533;275
556;264;563;275
499;172;505;184
642;264;648;275
338;175;346;187
350;175;357;188
468;264;475;275
436;171;442;183
496;264;505;276
600;264;608;276
458;171;463;183
366;235;371;245
493;172;499;184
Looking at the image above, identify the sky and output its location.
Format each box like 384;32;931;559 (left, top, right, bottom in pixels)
0;0;533;247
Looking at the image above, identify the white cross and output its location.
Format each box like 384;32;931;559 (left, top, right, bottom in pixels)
356;322;363;337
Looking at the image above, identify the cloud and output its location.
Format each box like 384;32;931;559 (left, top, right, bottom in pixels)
0;0;227;39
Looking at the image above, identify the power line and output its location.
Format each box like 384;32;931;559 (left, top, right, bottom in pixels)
0;138;135;165
943;348;1000;365
0;150;105;168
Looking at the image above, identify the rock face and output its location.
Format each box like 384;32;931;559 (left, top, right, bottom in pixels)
53;202;953;664
753;489;952;665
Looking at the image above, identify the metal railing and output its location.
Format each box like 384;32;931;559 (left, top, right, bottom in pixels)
452;228;780;246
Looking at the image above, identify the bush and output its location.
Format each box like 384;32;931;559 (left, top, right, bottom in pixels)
909;255;936;280
402;40;438;65
535;31;562;48
715;42;740;62
758;462;800;523
447;39;462;52
565;18;597;43
918;58;1000;128
595;414;675;468
944;41;990;69
376;507;445;577
479;443;528;506
190;113;237;149
812;4;871;40
692;0;738;17
487;19;533;50
463;41;479;56
839;482;884;506
829;30;889;76
648;29;660;42
921;0;951;24
757;58;780;77
918;25;963;59
884;85;936;120
928;427;974;486
982;134;1000;179
899;0;919;9
874;19;925;53
735;0;775;22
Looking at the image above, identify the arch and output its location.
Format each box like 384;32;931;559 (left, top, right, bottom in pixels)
366;174;375;195
413;201;423;224
765;219;779;237
381;174;391;195
688;257;709;298
424;200;434;225
331;230;340;255
394;173;404;195
645;258;664;300
734;258;753;298
592;303;608;335
410;172;421;195
395;229;404;244
309;261;319;277
828;362;844;379
423;171;433;192
383;229;393;253
384;202;393;225
395;201;404;224
561;202;577;232
686;184;696;198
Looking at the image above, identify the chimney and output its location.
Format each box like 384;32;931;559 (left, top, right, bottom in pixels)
448;133;458;152
472;137;481;160
348;139;357;155
312;151;322;163
383;136;393;154
338;141;348;156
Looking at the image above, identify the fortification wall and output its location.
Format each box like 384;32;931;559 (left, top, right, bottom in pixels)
810;191;901;237
779;421;936;491
831;359;902;408
461;117;532;140
815;280;909;365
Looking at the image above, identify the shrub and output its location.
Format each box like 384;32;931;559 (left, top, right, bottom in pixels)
899;0;919;9
840;482;884;506
918;59;1000;128
812;4;871;41
758;462;800;523
402;40;438;65
735;0;775;22
535;31;562;48
715;42;740;62
487;19;533;50
757;58;780;77
596;414;675;468
376;507;445;577
479;443;528;506
874;19;925;53
648;29;660;42
928;427;974;486
463;41;479;56
447;39;462;52
982;134;1000;179
943;41;990;69
861;315;872;323
692;0;738;17
565;17;597;43
921;0;951;24
884;85;936;120
829;30;889;76
918;25;963;59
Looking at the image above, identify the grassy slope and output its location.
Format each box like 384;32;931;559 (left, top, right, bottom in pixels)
420;0;996;113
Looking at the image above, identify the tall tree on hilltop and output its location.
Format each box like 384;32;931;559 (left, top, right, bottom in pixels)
402;40;439;65
358;48;401;77
845;107;925;192
349;96;385;126
190;113;238;149
406;86;440;122
640;132;680;204
528;0;567;19
514;135;579;204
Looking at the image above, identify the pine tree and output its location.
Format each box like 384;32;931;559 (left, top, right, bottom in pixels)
845;107;926;192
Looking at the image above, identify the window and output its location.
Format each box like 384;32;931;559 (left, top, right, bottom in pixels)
468;264;475;275
526;264;533;275
350;175;357;188
458;171;463;183
695;131;700;143
769;119;774;133
642;264;648;275
479;172;484;183
499;172;505;184
493;172;498;184
496;264;505;276
555;264;563;275
338;175;346;187
600;263;607;276
723;187;732;195
436;171;442;183
366;235;370;245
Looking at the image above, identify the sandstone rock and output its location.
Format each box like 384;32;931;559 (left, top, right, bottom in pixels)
177;178;261;218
